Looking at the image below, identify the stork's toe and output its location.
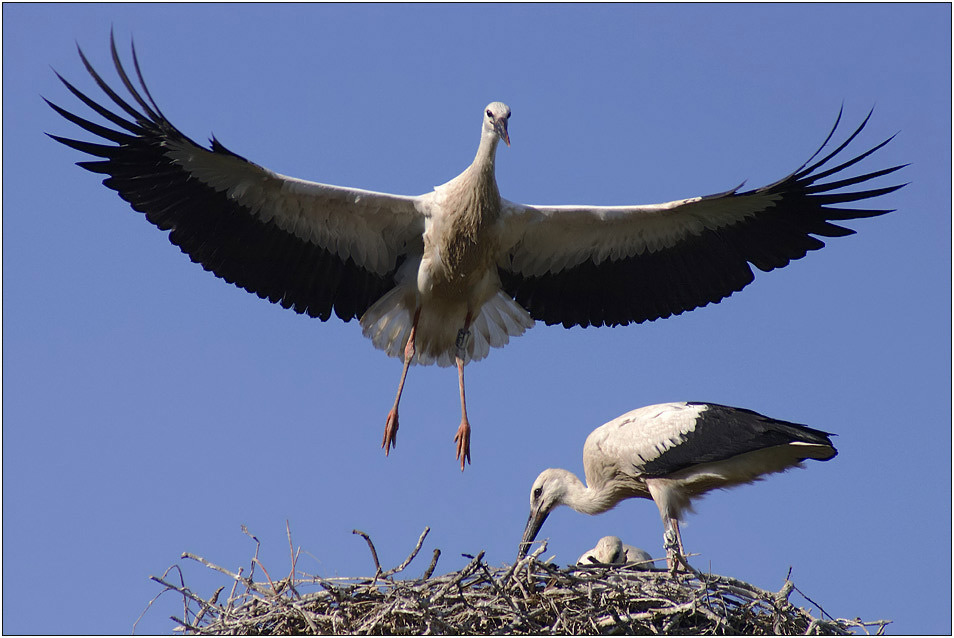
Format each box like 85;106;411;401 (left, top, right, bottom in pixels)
382;410;399;455
454;420;472;470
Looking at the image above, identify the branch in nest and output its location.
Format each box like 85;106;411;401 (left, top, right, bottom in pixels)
142;525;891;636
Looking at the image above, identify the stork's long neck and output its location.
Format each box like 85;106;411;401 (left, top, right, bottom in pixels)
558;470;617;516
471;127;501;179
442;127;501;237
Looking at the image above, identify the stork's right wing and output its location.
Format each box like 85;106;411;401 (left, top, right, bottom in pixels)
47;34;427;322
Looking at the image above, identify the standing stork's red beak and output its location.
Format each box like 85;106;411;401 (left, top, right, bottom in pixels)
495;119;510;147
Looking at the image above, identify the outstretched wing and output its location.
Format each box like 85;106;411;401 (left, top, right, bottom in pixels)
498;110;906;328
46;34;427;322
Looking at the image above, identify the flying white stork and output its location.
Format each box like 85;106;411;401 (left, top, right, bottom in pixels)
519;402;837;569
47;35;902;470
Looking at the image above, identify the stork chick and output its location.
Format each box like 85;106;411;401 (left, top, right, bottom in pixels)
576;535;655;569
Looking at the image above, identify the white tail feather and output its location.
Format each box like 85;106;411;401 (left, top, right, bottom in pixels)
360;290;533;367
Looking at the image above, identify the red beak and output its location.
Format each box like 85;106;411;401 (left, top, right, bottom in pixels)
496;121;511;147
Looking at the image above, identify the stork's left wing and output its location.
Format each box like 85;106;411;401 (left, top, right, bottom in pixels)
497;110;906;328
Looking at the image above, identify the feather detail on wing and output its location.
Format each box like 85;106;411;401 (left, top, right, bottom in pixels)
582;402;836;498
497;108;906;328
46;33;427;322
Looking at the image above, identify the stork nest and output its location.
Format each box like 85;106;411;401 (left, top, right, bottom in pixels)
139;526;889;635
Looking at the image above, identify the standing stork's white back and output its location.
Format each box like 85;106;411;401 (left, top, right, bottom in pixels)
519;402;837;569
48;35;899;469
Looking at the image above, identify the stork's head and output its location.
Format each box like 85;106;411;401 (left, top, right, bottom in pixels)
483;101;511;147
517;468;572;558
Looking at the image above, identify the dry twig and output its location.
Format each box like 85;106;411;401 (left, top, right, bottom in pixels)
144;526;891;635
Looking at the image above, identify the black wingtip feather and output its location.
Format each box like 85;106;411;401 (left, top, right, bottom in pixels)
502;107;904;328
50;34;399;324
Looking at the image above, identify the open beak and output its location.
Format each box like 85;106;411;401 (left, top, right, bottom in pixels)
495;120;511;147
517;507;549;559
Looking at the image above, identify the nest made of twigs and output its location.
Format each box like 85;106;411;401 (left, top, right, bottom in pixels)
139;526;889;635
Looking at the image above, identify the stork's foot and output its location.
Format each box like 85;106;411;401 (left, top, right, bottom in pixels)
382;409;399;456
665;550;688;574
454;419;472;471
666;552;678;575
663;529;686;574
665;548;696;577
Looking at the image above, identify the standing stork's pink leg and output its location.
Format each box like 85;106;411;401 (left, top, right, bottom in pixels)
454;312;474;471
382;308;421;456
664;517;687;572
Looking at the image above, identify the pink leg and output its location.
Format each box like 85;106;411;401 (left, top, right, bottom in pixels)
453;313;473;471
673;519;686;557
382;308;420;456
664;518;687;573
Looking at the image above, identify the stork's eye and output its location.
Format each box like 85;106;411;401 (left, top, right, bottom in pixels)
486;109;493;118
533;487;542;499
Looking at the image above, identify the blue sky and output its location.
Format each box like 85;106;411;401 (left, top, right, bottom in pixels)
3;3;950;634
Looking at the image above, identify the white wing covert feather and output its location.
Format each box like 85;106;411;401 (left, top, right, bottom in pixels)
497;111;904;329
163;137;426;276
498;187;776;277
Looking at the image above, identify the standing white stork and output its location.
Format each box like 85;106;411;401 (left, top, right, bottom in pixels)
576;535;655;569
518;402;837;569
47;35;901;470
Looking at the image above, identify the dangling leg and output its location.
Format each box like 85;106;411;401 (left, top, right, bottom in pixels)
453;312;473;471
382;308;421;456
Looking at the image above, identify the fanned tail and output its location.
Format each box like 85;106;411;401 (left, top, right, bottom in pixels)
360;291;533;367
